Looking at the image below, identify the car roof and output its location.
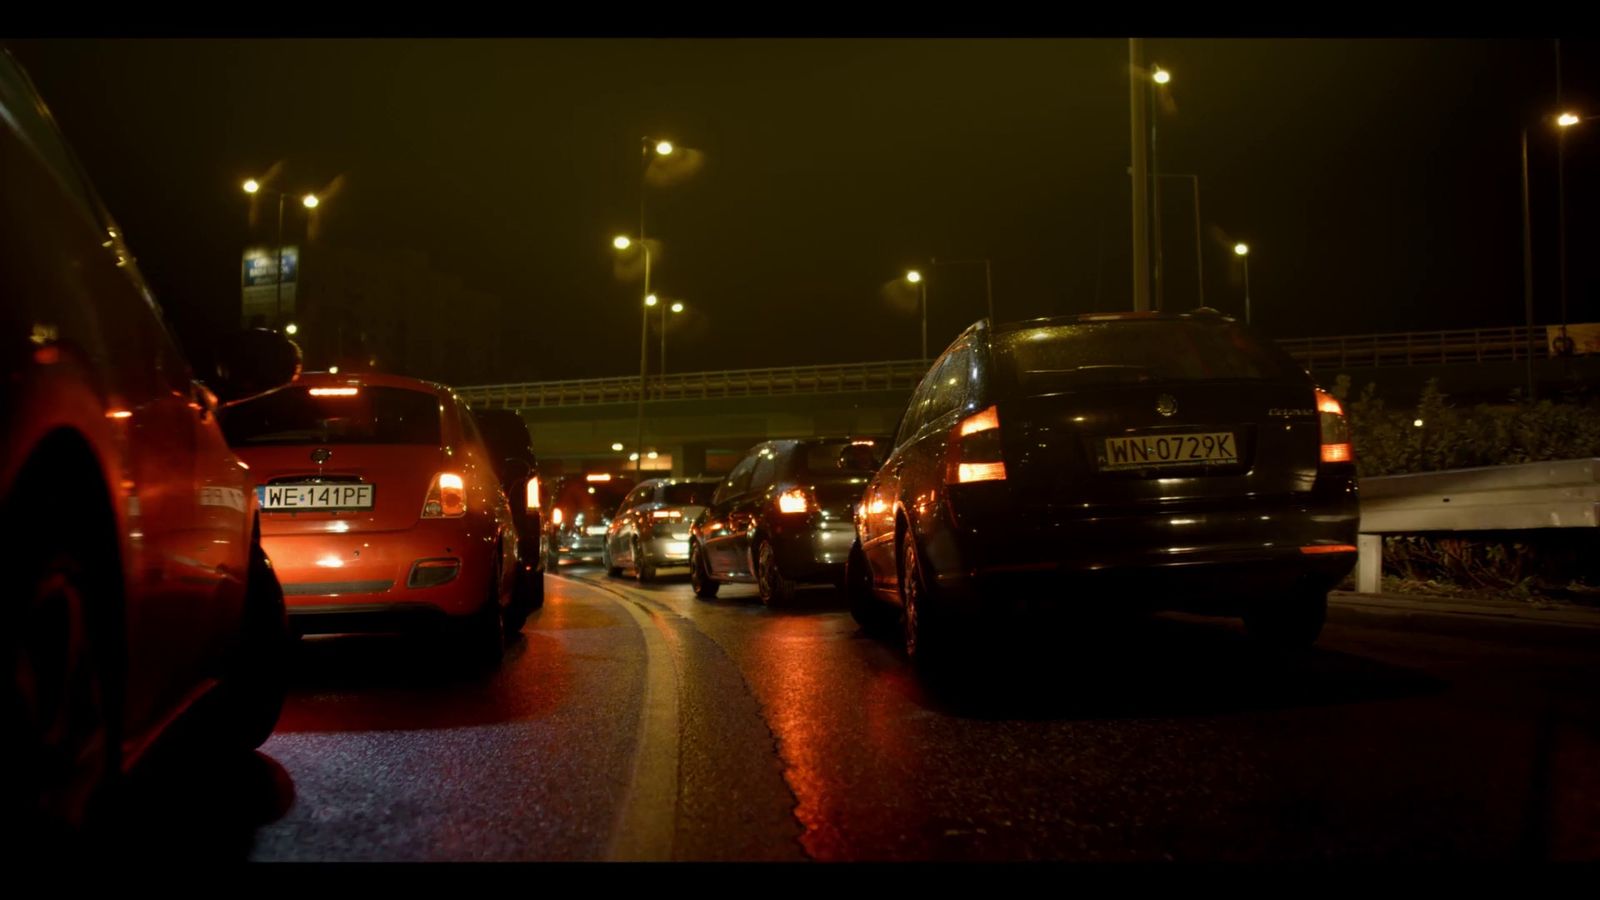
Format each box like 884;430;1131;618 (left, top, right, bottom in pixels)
988;309;1238;336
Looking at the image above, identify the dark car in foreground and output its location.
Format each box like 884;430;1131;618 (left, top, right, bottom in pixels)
846;312;1359;668
604;476;719;581
690;437;887;605
470;406;544;613
544;473;636;569
1;50;298;841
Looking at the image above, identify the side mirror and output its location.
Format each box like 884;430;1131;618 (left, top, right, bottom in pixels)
206;328;302;406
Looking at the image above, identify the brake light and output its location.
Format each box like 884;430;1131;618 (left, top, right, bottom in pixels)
948;405;1007;483
586;473;612;482
777;488;811;514
552;507;563;526
526;475;540;511
1315;388;1353;464
309;386;359;397
651;509;683;519
422;472;467;518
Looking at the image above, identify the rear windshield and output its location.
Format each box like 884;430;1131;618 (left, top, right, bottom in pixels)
800;439;887;476
221;385;442;447
473;411;533;460
992;320;1299;393
662;482;716;506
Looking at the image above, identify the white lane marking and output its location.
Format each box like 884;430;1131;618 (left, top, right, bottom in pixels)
562;574;681;861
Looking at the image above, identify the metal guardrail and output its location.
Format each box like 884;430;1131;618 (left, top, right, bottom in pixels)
458;325;1564;410
1276;325;1548;370
1355;458;1600;592
457;359;931;409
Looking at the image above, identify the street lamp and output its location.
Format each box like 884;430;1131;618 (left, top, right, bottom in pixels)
612;442;625;452
1148;173;1205;308
613;232;653;474
1149;64;1172;311
1552;111;1593;356
659;299;685;385
1233;243;1251;325
243;178;323;328
906;270;928;360
284;322;299;336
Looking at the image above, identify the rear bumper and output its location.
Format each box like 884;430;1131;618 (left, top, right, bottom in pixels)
768;517;854;583
263;519;497;619
638;533;693;567
921;494;1359;618
289;602;454;636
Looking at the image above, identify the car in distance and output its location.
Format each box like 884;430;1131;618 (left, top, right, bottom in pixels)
846;312;1359;669
690;437;887;605
603;476;719;581
543;472;636;570
218;372;521;665
2;49;298;841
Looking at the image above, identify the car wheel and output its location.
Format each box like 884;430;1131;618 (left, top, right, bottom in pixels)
214;536;290;750
461;562;505;671
899;535;946;671
847;542;894;635
1244;587;1327;652
528;567;546;611
505;566;535;634
634;540;656;583
755;539;795;607
4;464;123;842
604;543;623;578
690;542;720;599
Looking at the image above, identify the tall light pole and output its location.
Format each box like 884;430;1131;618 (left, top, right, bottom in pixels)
243;179;319;329
1150;65;1171;311
614;235;653;473
1555;111;1590;352
1521;126;1536;399
660;300;684;385
928;257;995;323
906;270;928;359
628;137;678;472
1150;173;1203;308
1129;39;1151;312
1234;242;1251;325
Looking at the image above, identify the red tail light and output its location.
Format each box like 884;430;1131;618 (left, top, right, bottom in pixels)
947;405;1007;483
650;509;683;520
1315;389;1353;464
552;507;564;526
422;472;467;518
777;488;811;514
526;475;540;511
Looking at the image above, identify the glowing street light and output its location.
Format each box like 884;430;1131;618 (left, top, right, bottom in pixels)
302;193;319;209
1558;111;1581;128
905;270;928;359
905;269;922;284
284;322;299;336
1233;243;1252;325
670;301;684;313
613;235;633;250
647;450;659;460
655;140;675;156
1234;243;1249;256
242;179;260;194
1152;66;1171;85
612;442;625;452
645;293;659;307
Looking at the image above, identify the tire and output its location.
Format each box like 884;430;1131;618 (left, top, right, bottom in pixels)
690;542;720;599
604;543;623;578
527;568;546;611
505;566;535;634
899;534;946;672
214;537;290;750
755;539;796;607
634;540;655;583
461;562;505;670
3;451;123;842
1244;587;1327;652
847;542;894;635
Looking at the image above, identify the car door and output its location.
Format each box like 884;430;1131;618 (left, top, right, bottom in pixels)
614;483;653;565
703;453;757;577
900;343;976;563
862;366;939;593
732;443;785;577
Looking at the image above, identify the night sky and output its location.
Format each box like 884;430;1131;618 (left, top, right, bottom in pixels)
9;38;1598;383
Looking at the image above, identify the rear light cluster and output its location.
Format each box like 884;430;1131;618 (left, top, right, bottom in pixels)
651;509;683;520
777;488;812;514
526;476;540;512
1315;389;1353;464
422;472;467;518
947;405;1006;483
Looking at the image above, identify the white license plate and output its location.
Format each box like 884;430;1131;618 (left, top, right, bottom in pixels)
1102;432;1237;470
586;525;608;535
258;482;375;510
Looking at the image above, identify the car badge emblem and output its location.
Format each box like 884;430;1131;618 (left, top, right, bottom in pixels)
1155;394;1177;417
310;447;332;474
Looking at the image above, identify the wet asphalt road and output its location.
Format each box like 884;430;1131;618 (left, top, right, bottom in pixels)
108;565;1600;861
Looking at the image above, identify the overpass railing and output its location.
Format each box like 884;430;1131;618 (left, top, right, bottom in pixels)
459;325;1563;410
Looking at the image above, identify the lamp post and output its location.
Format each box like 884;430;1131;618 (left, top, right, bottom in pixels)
243;180;319;328
660;300;684;385
906;269;927;360
1150;65;1171;311
1233;242;1251;324
613;234;653;473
